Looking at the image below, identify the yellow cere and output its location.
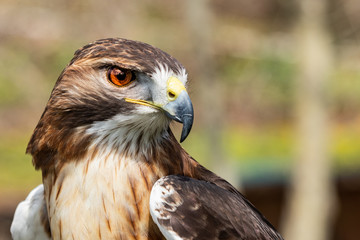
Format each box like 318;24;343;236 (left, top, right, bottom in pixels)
167;77;186;101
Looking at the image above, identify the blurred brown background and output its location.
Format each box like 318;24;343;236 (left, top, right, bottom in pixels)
1;0;360;239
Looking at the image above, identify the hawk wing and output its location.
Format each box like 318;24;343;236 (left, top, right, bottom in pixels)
11;185;51;240
150;175;283;240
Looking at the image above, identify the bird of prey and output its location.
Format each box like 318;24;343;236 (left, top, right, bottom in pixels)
11;38;283;240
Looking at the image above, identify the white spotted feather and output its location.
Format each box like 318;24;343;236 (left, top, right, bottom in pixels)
11;184;50;240
149;177;183;240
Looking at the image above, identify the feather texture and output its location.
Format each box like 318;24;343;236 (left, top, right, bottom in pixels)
11;185;51;240
12;38;283;240
150;175;284;240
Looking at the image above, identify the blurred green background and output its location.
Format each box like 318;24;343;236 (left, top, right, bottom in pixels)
0;0;360;239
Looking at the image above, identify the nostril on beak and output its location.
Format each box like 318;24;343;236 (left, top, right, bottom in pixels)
168;90;176;101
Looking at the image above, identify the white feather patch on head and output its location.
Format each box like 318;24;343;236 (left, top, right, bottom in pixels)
151;63;187;86
149;177;184;240
150;64;188;107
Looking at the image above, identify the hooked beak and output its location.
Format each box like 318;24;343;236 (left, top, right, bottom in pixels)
125;77;194;142
162;77;194;142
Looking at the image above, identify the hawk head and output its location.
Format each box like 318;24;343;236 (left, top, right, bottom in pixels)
27;38;193;172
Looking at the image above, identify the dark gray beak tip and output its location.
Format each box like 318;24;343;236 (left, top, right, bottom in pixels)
163;90;194;143
180;114;193;143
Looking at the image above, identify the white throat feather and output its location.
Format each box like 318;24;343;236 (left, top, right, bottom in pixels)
86;109;171;160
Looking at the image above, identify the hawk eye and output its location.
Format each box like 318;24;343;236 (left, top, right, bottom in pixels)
107;67;135;87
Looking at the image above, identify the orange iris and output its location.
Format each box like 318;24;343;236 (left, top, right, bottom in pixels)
108;67;134;87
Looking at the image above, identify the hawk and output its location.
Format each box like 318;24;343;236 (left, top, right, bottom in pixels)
11;38;283;240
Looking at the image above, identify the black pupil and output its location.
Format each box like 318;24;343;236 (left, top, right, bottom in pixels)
116;71;126;80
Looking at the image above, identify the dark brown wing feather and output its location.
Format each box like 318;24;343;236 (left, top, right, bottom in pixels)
151;175;284;240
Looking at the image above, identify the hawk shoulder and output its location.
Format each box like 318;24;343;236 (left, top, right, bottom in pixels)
149;175;283;240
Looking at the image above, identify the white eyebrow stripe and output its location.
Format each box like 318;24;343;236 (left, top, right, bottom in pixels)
151;63;188;87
